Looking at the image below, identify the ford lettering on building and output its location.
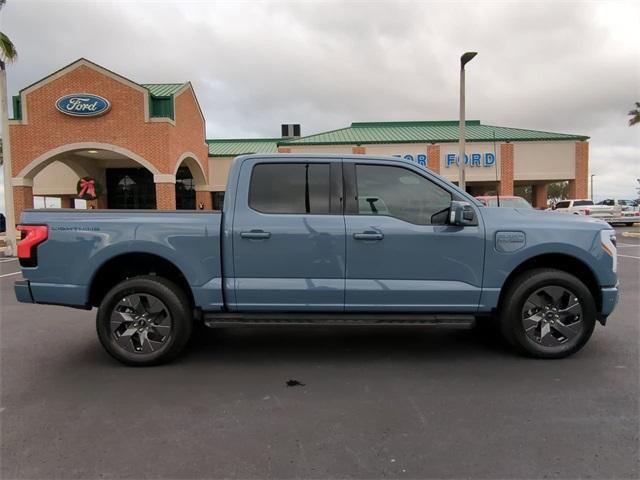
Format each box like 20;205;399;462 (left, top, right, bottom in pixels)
55;93;110;117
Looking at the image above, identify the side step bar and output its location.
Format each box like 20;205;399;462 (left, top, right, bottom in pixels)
203;312;475;328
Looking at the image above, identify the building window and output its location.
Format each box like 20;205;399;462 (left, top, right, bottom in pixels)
175;166;196;210
249;163;331;214
212;192;225;211
106;168;156;209
149;97;174;119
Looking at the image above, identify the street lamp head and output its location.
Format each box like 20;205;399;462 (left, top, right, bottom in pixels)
461;51;478;68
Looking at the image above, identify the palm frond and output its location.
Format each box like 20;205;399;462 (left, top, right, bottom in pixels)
0;31;18;62
629;102;640;126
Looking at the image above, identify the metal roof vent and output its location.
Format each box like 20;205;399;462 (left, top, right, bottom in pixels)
281;124;301;138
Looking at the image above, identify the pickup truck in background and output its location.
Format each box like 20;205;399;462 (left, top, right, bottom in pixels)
550;199;621;218
14;154;619;365
550;199;637;225
596;199;640;226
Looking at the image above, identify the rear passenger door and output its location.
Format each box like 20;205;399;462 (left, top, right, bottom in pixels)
231;158;345;311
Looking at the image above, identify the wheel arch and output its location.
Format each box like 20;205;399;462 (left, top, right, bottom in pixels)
88;252;195;308
498;253;602;313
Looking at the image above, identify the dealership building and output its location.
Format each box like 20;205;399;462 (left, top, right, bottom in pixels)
7;58;590;221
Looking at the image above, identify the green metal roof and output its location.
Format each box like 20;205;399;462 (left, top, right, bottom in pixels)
141;83;186;97
280;120;589;145
207;138;281;157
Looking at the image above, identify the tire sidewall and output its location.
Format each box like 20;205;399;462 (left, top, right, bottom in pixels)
500;269;597;359
97;276;192;366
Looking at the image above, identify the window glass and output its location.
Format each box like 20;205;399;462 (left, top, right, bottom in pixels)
574;200;593;206
486;197;532;208
212;192;225;211
555;201;570;209
249;163;331;214
355;164;451;225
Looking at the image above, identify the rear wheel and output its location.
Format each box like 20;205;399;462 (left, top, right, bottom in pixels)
499;269;596;358
96;276;193;366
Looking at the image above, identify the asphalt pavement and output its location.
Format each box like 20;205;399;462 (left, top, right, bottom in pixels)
1;228;638;479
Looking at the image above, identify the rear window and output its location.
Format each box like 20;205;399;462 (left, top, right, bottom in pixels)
249;163;331;214
573;200;594;207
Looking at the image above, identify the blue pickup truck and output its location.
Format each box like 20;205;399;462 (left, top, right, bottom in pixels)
14;154;618;365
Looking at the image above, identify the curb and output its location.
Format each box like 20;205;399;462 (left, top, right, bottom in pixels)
622;231;640;238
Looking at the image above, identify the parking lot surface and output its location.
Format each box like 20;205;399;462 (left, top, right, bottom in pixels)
1;228;638;479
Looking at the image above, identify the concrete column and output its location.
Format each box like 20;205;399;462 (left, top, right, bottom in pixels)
532;183;549;209
569;141;589;199
427;144;440;174
155;183;176;210
499;143;514;196
277;147;291;153
196;190;212;210
13;186;33;223
352;146;366;154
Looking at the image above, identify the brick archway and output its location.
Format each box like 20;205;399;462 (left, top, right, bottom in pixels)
12;142;166;219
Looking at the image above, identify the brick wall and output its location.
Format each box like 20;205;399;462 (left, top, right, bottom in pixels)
427;144;440;174
155;183;176;210
277;147;291;153
352;146;366;154
196;190;212;210
569;141;589;199
499;143;514;196
532;183;549;209
13;186;34;222
9;61;208;215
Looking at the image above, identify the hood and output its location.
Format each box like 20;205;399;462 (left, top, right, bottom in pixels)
479;207;611;231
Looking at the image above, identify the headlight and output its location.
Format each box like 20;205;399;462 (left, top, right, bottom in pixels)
600;230;617;272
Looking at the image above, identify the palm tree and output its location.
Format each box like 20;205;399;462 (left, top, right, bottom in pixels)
629;102;640;126
0;0;18;68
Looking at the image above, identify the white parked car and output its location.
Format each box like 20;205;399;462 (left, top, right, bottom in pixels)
550;199;638;225
596;199;640;225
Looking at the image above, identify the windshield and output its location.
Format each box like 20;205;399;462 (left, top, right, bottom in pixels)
486;197;532;208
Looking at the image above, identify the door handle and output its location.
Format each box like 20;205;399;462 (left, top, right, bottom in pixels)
353;231;384;241
240;230;271;240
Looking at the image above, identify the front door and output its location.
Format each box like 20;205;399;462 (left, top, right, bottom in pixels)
344;161;485;312
231;158;345;311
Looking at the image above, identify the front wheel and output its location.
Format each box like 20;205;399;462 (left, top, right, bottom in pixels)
96;276;193;366
499;269;596;359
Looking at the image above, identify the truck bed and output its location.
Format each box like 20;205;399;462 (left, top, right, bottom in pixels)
15;209;223;311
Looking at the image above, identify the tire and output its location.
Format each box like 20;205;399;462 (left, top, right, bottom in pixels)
498;268;596;359
96;275;193;366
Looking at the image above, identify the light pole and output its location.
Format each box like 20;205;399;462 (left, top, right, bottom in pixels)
458;51;477;192
590;174;596;201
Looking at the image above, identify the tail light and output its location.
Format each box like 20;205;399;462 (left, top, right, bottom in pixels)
584;209;591;215
16;225;48;267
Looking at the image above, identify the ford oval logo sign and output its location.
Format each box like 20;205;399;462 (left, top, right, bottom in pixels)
55;93;110;117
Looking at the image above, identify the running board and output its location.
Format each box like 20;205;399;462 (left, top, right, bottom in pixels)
203;312;475;328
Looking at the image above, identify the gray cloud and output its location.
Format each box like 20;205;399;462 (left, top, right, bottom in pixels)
1;0;639;208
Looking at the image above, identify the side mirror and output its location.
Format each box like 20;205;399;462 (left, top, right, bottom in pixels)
449;201;478;226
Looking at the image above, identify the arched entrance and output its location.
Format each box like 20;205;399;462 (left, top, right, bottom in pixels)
173;154;208;210
16;143;161;211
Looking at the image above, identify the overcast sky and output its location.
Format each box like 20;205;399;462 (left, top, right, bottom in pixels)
1;0;639;211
